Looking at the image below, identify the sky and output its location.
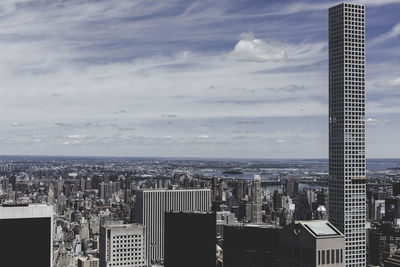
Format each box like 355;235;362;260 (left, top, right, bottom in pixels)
0;0;399;158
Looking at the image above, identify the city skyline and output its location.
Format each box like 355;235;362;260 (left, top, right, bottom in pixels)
0;0;399;158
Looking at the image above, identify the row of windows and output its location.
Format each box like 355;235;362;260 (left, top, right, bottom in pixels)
113;239;142;243
345;26;364;30
113;235;141;239
113;248;142;252
318;249;343;265
112;244;142;248
109;262;145;266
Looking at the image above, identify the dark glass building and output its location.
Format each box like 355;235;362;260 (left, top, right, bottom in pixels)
223;224;280;267
164;211;216;267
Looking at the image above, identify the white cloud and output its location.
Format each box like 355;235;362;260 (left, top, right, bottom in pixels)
374;77;400;87
366;118;390;126
10;122;24;127
371;23;400;45
67;134;86;139
228;32;325;62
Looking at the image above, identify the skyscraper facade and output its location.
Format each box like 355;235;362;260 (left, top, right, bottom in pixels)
328;3;366;266
164;212;216;267
135;188;211;265
251;175;262;223
99;222;146;267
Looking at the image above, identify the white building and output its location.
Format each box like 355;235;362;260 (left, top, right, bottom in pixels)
135;188;211;265
99;221;146;267
328;3;366;266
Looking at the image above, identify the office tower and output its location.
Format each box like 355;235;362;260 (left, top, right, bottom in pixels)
99;221;146;267
393;183;400;197
0;204;53;267
238;200;252;221
280;220;345;266
78;255;99;267
284;179;299;198
99;182;109;200
164;211;216;267
86;177;93;190
367;222;400;266
235;179;245;202
372;199;385;221
135;188;211;265
251;175;262;223
328;3;366;266
224;224;280;267
212;176;218;201
80;177;86;191
385;197;400;221
57;176;64;194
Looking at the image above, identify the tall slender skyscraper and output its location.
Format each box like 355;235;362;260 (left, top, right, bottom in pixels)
251;175;262;223
329;3;366;266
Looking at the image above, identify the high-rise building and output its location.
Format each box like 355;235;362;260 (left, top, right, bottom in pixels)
385;197;400;221
251;175;262;223
0;204;53;267
328;3;366;266
99;221;146;267
135;188;211;265
393;183;400;197
284;179;299;198
223;224;280;267
164;212;216;267
99;182;109;200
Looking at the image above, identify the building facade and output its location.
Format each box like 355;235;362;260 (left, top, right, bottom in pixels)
280;220;345;267
224;224;280;267
251;175;262;223
328;3;366;266
135;189;211;265
99;222;146;267
164;212;216;267
0;204;53;267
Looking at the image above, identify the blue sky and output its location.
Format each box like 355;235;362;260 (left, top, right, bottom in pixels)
0;0;399;158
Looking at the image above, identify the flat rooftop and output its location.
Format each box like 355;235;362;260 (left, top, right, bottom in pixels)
298;220;343;237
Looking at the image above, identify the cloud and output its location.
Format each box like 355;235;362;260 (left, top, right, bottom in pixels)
197;134;209;139
366;118;390;126
67;134;86;139
235;120;262;124
161;114;178;118
356;0;400;6
228;32;325;62
374;77;400;87
371;23;400;45
276;0;400;15
10;122;24;127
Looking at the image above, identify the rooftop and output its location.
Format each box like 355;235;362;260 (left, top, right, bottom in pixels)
297;220;343;237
